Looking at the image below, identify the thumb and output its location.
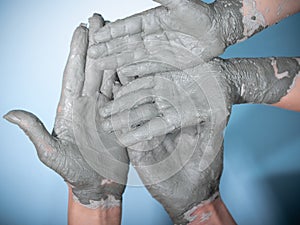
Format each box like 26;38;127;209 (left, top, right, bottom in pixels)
4;110;57;161
153;0;188;9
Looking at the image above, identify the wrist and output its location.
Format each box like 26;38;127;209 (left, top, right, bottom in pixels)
221;57;300;105
68;186;122;225
68;183;123;209
183;193;236;225
213;0;244;46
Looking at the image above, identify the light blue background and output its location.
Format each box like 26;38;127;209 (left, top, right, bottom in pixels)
0;0;299;224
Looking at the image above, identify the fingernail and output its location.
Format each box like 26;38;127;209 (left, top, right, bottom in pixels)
93;13;102;17
80;23;87;28
3;112;21;124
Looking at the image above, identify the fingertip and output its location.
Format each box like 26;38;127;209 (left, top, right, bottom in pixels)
80;23;88;28
119;133;140;147
89;13;105;33
75;23;88;34
101;119;112;132
71;24;89;52
3;110;21;125
90;13;105;24
87;45;100;58
99;107;109;118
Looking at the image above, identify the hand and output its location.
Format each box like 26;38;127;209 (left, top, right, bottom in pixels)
99;59;230;224
87;0;245;79
99;57;299;223
4;19;129;208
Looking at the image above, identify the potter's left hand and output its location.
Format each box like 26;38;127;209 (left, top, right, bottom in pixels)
100;57;300;146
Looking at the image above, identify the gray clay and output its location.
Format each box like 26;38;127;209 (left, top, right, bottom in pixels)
4;18;129;209
4;0;300;223
88;1;300;223
99;56;299;223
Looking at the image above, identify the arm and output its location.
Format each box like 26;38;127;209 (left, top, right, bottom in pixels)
214;0;300;45
253;0;300;26
272;70;300;111
68;186;121;225
222;57;300;111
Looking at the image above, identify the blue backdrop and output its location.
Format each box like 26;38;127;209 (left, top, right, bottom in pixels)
0;1;299;225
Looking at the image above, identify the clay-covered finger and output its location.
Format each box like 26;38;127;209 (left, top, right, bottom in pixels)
3;110;57;165
118;117;176;147
100;70;117;99
118;61;176;78
59;24;88;103
82;18;105;96
94;48;148;70
88;34;144;59
82;57;104;96
94;16;143;43
92;6;165;44
100;89;154;117
114;76;155;99
88;13;105;46
101;104;159;132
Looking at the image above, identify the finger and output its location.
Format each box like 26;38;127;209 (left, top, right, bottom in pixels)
114;76;155;99
88;13;105;46
100;70;117;99
94;49;148;71
88;34;144;59
101;104;159;132
3;110;57;163
82;18;105;96
93;7;165;44
82;57;104;96
118;62;176;78
112;81;121;96
89;30;173;59
118;117;176;147
100;89;154;117
94;16;143;43
93;44;186;71
153;0;189;9
116;71;134;85
59;24;88;105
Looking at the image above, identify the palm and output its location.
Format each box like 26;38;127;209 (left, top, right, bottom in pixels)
129;126;224;224
157;1;225;59
88;0;227;79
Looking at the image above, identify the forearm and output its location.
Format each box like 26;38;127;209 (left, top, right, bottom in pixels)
221;57;300;110
214;0;300;46
68;186;122;225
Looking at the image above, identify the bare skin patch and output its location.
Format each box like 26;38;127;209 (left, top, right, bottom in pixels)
199;212;213;223
242;0;266;38
271;58;290;79
182;192;219;224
